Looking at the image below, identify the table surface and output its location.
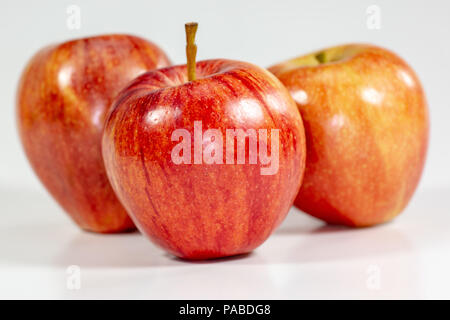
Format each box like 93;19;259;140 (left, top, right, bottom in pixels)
1;185;448;299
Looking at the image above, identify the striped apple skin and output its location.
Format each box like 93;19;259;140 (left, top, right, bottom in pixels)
102;60;306;259
270;44;429;227
17;34;171;233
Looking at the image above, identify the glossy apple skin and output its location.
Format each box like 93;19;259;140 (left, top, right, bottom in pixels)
269;44;429;227
17;34;171;233
102;59;306;259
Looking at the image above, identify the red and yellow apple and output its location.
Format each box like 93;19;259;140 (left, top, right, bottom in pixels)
269;44;429;227
102;24;306;259
17;34;171;233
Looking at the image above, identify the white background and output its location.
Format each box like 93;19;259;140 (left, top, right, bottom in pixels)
0;0;449;299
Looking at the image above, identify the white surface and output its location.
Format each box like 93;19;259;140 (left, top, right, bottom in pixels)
1;185;449;299
1;0;450;299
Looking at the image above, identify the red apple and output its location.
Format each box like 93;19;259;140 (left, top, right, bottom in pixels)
17;34;171;233
269;44;429;227
102;23;306;259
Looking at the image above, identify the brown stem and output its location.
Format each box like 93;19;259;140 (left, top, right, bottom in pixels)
185;22;198;81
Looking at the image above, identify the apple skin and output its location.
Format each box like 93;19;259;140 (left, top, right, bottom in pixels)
269;44;429;227
17;34;171;233
102;59;306;259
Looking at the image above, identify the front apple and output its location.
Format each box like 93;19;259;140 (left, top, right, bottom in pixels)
269;44;429;227
17;34;171;233
102;24;306;259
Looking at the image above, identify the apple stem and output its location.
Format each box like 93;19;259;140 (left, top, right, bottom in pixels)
185;22;198;81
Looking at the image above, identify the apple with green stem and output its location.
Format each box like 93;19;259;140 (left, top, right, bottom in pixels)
269;44;429;227
102;23;306;259
17;34;171;233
